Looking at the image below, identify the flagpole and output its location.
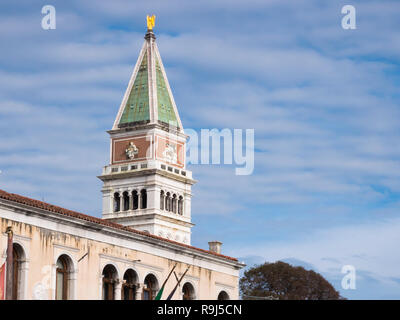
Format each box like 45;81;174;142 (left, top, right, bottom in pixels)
5;226;13;300
166;266;190;300
154;263;177;300
160;263;177;289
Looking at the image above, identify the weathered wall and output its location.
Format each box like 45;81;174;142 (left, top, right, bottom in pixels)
0;216;238;300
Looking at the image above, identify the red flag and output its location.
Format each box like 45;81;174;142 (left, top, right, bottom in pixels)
0;262;5;300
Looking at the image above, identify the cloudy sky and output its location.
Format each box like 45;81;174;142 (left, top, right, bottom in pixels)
0;0;399;299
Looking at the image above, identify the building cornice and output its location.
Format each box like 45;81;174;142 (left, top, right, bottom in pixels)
98;168;197;185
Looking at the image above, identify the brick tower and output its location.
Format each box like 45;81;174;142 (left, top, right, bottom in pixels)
98;20;195;245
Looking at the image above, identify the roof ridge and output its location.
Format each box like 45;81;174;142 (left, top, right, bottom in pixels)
0;189;238;262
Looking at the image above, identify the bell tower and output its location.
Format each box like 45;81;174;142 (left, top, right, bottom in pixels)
98;17;196;245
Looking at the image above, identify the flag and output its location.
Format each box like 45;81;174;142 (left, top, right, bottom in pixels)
0;262;5;300
154;263;177;300
166;266;190;300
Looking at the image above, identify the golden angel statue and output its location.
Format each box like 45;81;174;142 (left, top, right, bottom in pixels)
147;15;156;30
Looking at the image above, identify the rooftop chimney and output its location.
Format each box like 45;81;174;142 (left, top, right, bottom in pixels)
208;241;222;254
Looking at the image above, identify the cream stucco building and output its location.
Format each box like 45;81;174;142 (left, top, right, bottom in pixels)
0;24;244;300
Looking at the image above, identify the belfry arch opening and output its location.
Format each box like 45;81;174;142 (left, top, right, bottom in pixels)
165;192;171;211
178;196;183;215
132;190;139;210
160;190;165;210
172;194;177;213
123;191;129;211
113;193;120;212
140;189;147;209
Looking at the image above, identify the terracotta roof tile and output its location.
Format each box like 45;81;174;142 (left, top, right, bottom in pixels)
0;189;238;262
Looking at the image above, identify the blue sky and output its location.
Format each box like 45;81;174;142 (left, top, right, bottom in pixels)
0;0;399;299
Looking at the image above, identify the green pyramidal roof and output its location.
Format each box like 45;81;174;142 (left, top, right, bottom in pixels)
156;57;178;126
116;32;182;130
119;52;150;126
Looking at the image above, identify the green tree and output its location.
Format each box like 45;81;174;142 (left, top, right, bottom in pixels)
240;261;343;300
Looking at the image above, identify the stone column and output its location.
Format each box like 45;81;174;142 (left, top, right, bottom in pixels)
178;198;183;215
135;283;143;300
138;189;142;210
152;289;158;299
119;192;124;212
99;275;104;300
68;270;78;300
115;280;122;300
129;191;133;211
20;260;29;300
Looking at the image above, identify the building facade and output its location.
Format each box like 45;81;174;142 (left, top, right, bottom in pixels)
0;25;244;300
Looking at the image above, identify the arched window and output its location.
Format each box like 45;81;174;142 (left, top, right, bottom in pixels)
122;269;138;300
12;243;25;300
143;274;159;300
102;265;118;300
132;190;139;210
141;189;147;209
218;291;230;300
123;191;129;211
172;194;177;213
114;193;120;212
182;282;195;300
165;193;171;212
178;196;184;215
56;255;72;300
160;191;165;210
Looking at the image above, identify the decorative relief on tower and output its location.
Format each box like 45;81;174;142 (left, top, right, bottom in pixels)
125;142;139;159
155;135;184;167
163;143;177;164
112;135;152;164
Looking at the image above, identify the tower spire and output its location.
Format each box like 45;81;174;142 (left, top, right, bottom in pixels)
112;16;182;132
